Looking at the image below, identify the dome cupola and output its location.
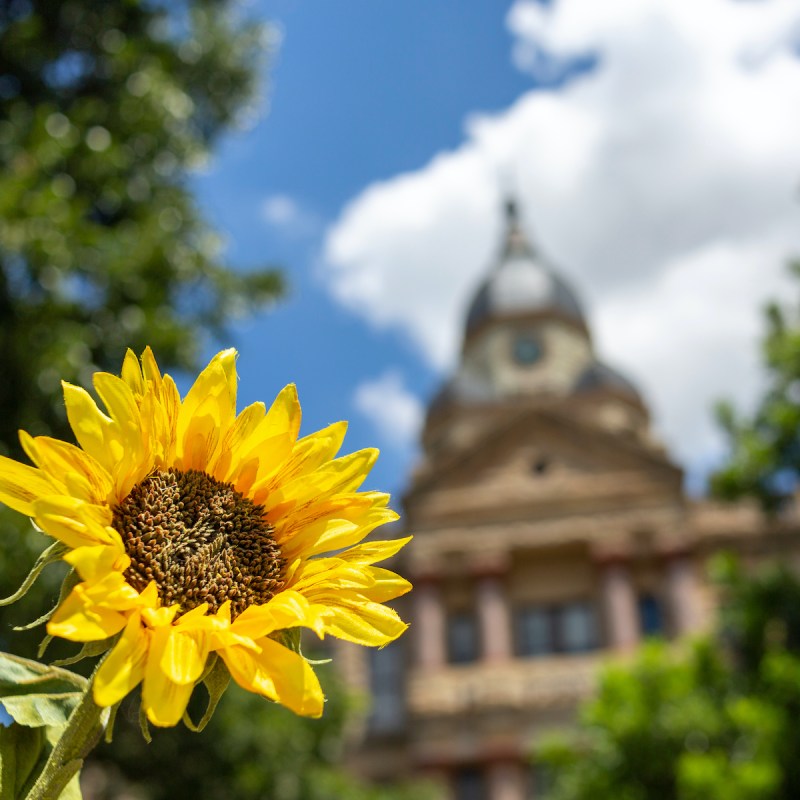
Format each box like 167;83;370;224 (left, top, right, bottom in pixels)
464;200;587;342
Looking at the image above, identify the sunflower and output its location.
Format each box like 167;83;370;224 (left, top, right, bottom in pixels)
0;349;410;726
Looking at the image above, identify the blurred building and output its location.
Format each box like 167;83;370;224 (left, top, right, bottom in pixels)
342;200;799;800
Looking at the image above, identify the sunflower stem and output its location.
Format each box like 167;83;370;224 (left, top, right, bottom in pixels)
24;657;109;800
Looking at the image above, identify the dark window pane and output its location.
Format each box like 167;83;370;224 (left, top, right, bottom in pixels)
448;612;479;664
638;593;664;637
560;602;597;653
454;767;487;800
530;761;553;799
369;641;405;733
516;606;554;656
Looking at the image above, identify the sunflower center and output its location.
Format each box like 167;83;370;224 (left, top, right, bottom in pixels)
112;468;284;618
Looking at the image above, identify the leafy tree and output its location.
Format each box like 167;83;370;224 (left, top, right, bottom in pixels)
711;262;800;511
538;561;800;800
0;4;431;800
0;0;283;453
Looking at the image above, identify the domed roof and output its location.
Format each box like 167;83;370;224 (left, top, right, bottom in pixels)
465;200;586;337
574;361;643;404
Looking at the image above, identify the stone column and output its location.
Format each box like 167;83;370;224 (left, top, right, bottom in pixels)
414;578;446;668
487;761;526;800
601;561;639;650
666;554;700;637
476;573;513;662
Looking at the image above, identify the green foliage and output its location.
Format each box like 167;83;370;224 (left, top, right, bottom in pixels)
711;262;800;511
86;669;434;800
0;653;88;799
0;0;283;454
539;562;800;800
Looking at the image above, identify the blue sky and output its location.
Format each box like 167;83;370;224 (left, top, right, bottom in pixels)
195;0;534;497
194;0;800;500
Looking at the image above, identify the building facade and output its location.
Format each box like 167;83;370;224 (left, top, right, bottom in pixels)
345;201;800;800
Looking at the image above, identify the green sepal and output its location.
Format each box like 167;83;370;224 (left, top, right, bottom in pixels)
138;701;152;744
36;637;53;662
277;627;302;655
103;703;120;745
51;638;116;668
0;542;68;609
182;654;230;733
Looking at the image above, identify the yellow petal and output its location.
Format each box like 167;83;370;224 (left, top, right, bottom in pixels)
231;590;324;640
159;627;209;685
120;349;144;396
220;638;323;718
33;496;119;549
231;385;301;489
267;421;348;489
355;567;413;603
209;401;265;480
280;507;400;562
93;612;148;707
19;432;112;505
263;448;378;516
64;544;130;582
176;351;238;470
0;456;59;516
140;346;163;389
337;536;412;565
61;382;117;471
316;597;408;647
47;578;133;642
142;626;195;727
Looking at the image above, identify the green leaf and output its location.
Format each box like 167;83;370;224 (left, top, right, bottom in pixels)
2;693;83;729
0;653;87;697
0;723;45;800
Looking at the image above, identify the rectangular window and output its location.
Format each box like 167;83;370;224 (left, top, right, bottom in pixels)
454;767;487;800
368;641;405;733
448;612;479;664
560;602;597;653
516;607;554;657
638;593;664;637
516;601;599;657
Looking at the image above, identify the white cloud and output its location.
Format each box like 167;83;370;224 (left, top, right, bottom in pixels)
321;0;800;478
354;371;424;449
261;193;319;236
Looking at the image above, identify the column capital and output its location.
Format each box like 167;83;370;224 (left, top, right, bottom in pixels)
468;551;511;578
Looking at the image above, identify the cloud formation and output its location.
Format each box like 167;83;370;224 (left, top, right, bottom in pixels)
261;193;319;237
353;371;424;450
322;0;800;477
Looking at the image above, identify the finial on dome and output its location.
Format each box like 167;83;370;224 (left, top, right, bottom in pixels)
501;195;532;259
505;197;519;223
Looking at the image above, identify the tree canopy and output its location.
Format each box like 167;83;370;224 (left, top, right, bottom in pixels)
0;0;283;453
539;559;800;800
0;4;432;799
712;262;800;511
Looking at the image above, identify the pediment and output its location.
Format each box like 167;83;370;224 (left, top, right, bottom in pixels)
407;407;682;511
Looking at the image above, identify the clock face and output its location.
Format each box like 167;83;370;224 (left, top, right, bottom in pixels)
512;333;543;365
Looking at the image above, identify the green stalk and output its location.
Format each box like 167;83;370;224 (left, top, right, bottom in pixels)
24;659;109;800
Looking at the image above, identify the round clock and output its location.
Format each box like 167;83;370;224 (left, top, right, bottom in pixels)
512;333;543;365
